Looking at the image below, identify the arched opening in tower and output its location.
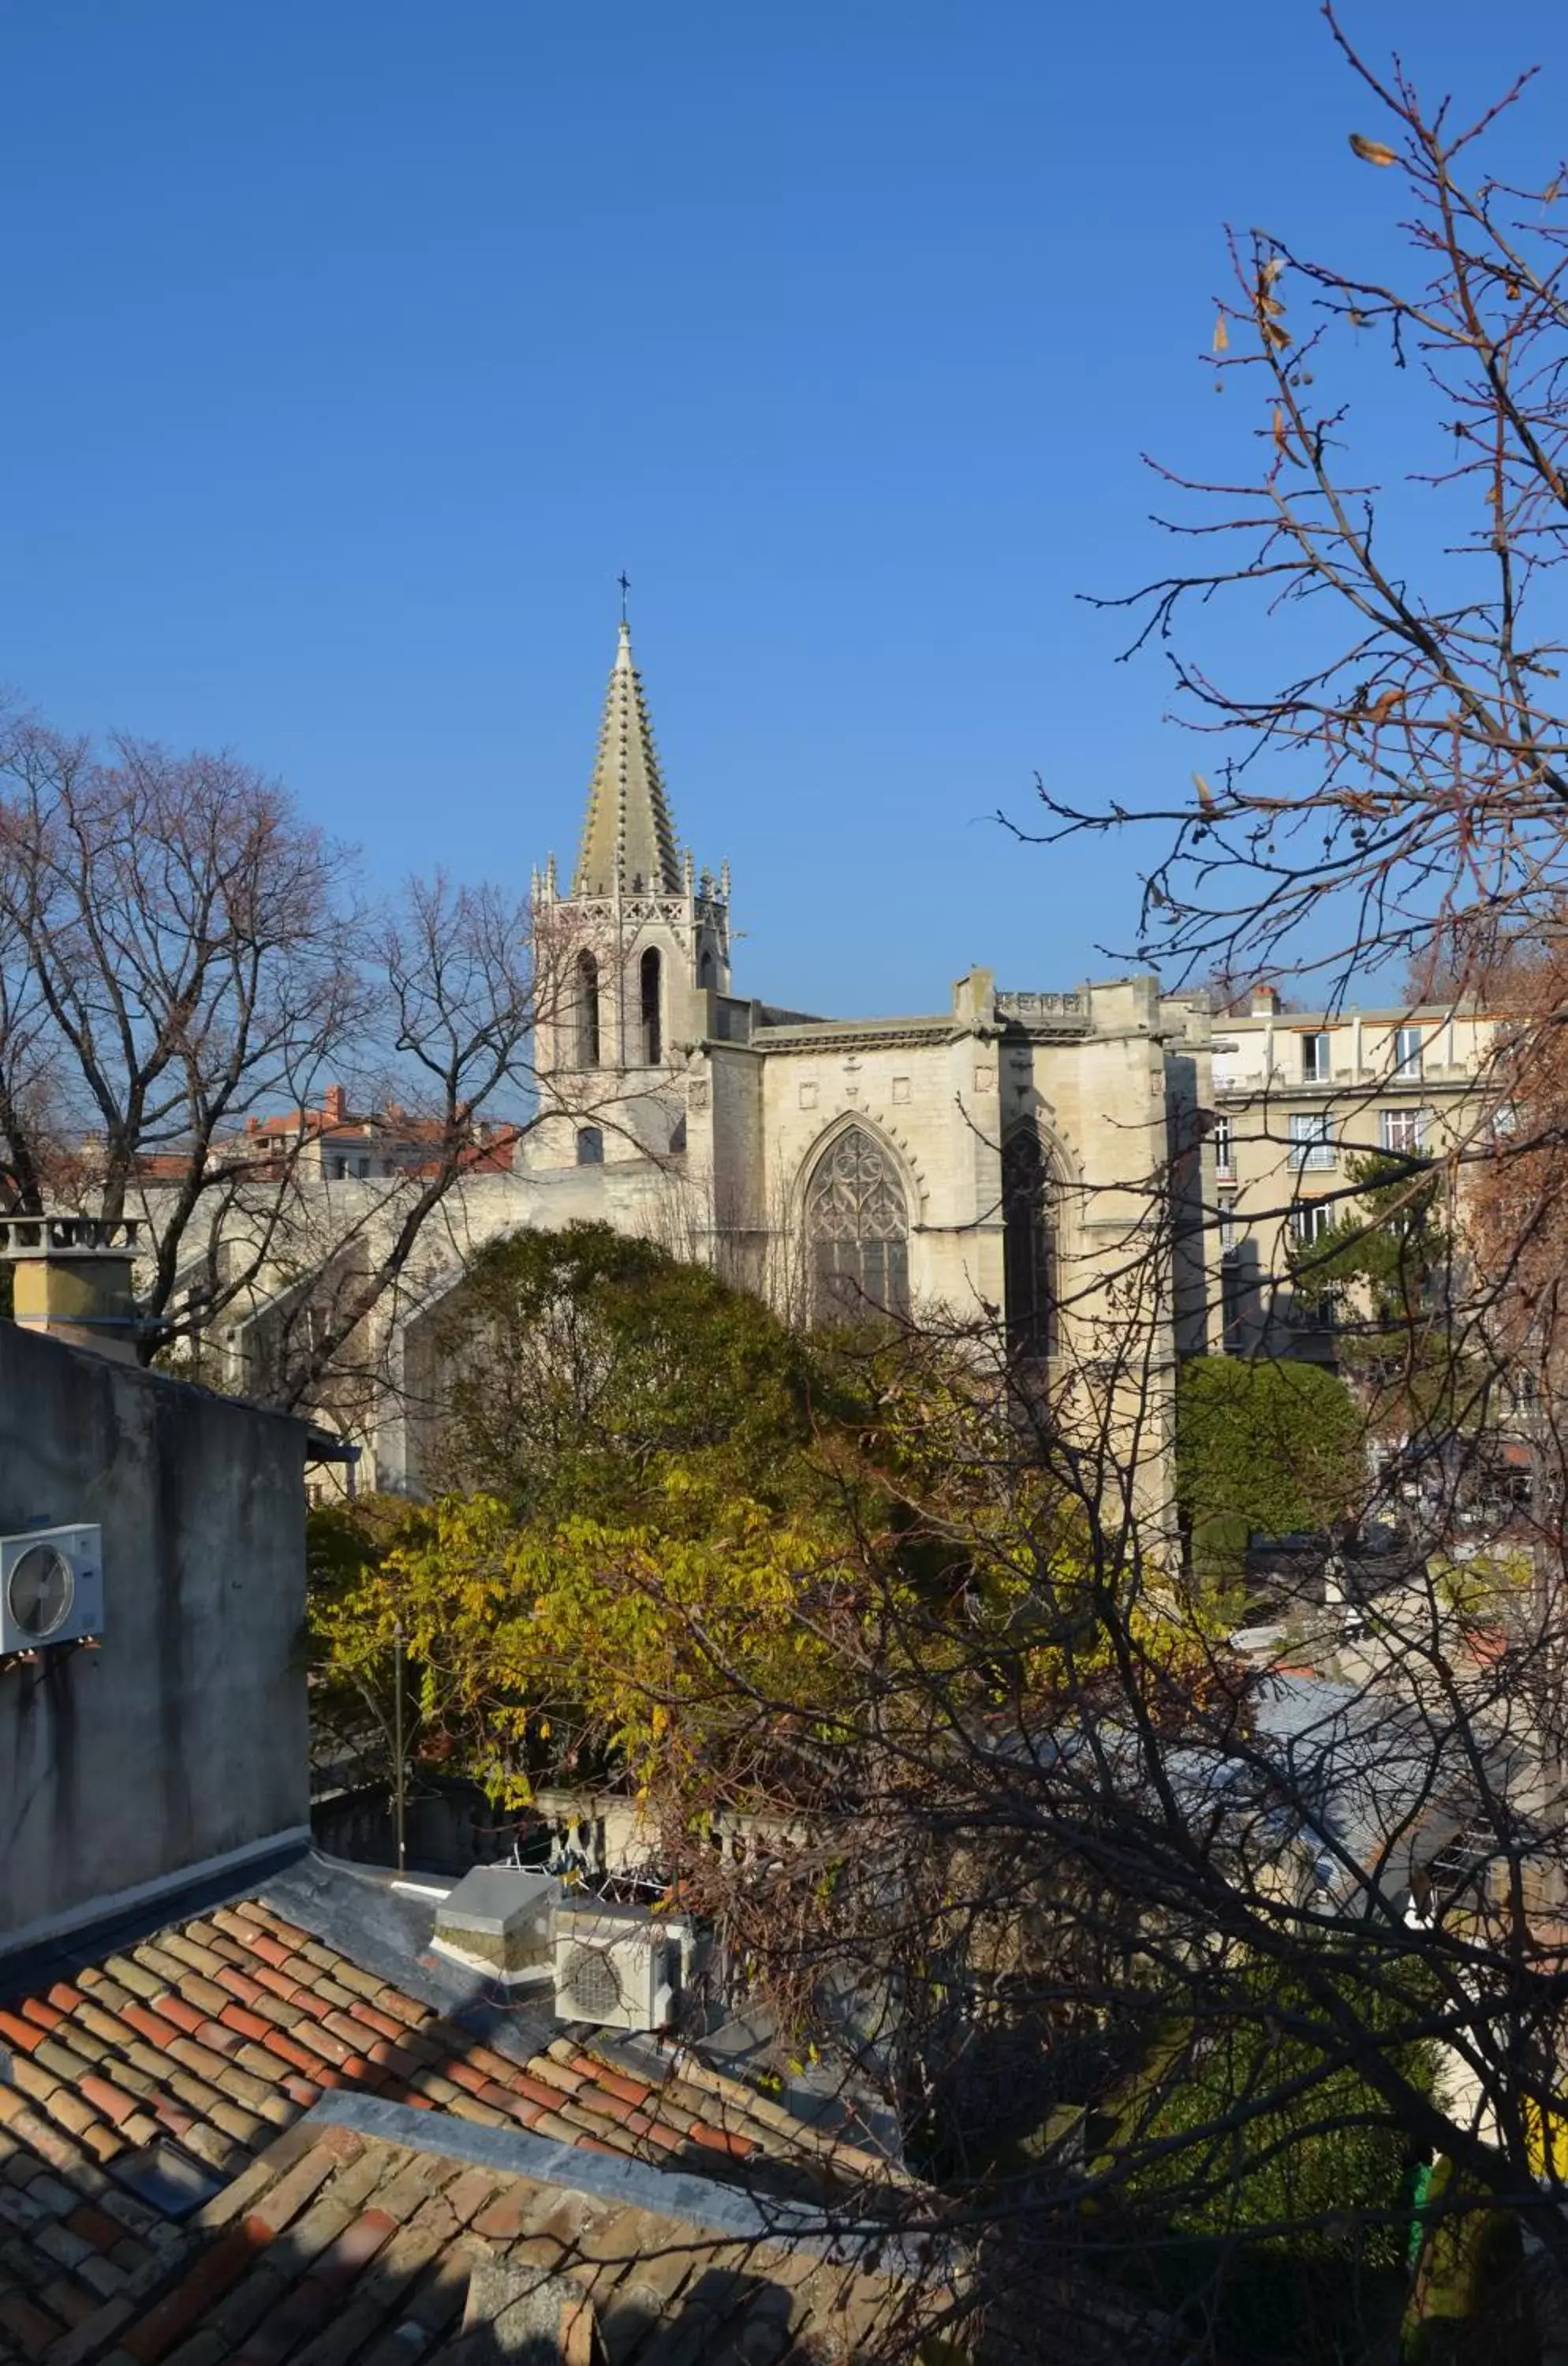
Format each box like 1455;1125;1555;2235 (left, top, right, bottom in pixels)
576;950;601;1068
640;948;663;1065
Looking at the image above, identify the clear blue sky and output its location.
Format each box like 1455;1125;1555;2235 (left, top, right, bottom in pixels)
2;2;1564;1014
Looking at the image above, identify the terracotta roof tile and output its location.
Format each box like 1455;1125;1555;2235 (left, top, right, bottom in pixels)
0;1877;924;2363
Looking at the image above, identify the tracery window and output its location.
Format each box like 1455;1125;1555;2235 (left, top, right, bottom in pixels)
640;948;663;1065
1002;1127;1056;1359
576;951;601;1068
804;1126;909;1323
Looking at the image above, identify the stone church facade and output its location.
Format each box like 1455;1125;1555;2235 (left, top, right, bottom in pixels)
373;622;1222;1495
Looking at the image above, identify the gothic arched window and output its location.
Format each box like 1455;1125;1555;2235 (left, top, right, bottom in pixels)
698;947;715;992
576;950;601;1069
805;1126;909;1324
640;948;663;1065
576;1125;604;1166
1002;1127;1056;1358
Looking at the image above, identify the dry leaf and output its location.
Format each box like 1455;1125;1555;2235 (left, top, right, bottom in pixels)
1192;771;1217;811
1260;256;1286;286
1272;406;1287;453
1213;313;1230;353
1349;132;1398;166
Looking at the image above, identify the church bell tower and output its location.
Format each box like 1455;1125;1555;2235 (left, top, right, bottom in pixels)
530;618;730;1155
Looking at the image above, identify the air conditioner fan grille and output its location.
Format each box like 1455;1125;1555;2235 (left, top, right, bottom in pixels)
562;1942;626;2021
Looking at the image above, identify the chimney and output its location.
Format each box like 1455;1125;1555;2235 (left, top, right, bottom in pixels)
323;1084;348;1126
0;1214;141;1364
1251;983;1280;1017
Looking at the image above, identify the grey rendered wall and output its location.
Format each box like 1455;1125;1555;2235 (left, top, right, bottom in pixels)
0;1323;310;1949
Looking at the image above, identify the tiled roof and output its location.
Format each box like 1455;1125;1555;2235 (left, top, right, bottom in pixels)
0;1891;917;2364
103;2108;916;2366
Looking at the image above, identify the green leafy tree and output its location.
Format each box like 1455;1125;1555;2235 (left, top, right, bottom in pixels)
309;1230;1156;1810
1122;1957;1435;2267
1178;1355;1365;1580
1286;1151;1468;1441
425;1222;838;1521
309;1230;945;1803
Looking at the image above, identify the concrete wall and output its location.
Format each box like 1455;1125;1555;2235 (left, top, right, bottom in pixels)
0;1323;312;1950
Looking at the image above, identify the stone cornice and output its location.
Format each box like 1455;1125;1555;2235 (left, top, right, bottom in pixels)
753;1019;959;1054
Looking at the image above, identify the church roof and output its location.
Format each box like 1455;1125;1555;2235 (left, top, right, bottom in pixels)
573;621;681;898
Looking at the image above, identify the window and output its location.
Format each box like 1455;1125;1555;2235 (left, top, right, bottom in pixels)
804;1126;910;1324
698;948;715;992
1394;1024;1424;1079
1290;1201;1337;1327
1290;1200;1332;1245
355;1157;371;1180
1379;1106;1429;1156
576;951;601;1068
1212;1113;1234;1177
1301;1032;1331;1083
1219;1196;1238;1256
640;948;662;1065
1289;1112;1335;1170
328;1155;346;1180
576;1126;604;1166
1002;1128;1055;1358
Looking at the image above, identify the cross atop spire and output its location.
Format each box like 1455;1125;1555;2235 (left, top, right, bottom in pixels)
573;619;681;898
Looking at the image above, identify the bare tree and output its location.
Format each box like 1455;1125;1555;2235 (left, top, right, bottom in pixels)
0;706;360;1286
0;703;643;1419
1020;9;1568;1013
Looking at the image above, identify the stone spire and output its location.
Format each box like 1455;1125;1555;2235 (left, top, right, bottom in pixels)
573;621;681;897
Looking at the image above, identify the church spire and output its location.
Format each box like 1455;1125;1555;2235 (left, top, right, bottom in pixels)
573;619;681;897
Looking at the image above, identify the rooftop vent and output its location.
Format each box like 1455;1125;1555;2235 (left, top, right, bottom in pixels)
431;1867;558;1985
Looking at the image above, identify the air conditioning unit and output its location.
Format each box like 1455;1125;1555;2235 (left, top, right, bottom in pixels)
0;1526;103;1655
552;1900;680;2032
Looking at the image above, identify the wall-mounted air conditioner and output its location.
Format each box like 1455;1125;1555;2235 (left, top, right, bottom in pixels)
552;1899;681;2032
0;1526;103;1654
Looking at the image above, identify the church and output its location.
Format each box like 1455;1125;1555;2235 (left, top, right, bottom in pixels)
376;621;1221;1493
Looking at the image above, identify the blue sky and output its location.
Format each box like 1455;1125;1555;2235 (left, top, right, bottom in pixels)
2;2;1565;1015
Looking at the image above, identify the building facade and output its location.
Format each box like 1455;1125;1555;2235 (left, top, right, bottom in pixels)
1210;983;1497;1357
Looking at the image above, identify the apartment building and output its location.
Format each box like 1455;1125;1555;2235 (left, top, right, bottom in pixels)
1209;984;1497;1358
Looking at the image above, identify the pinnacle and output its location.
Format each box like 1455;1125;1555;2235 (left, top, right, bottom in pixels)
573;622;681;896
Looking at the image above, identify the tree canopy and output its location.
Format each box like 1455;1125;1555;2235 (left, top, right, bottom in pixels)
424;1222;838;1521
1177;1354;1365;1577
308;1223;1149;1808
